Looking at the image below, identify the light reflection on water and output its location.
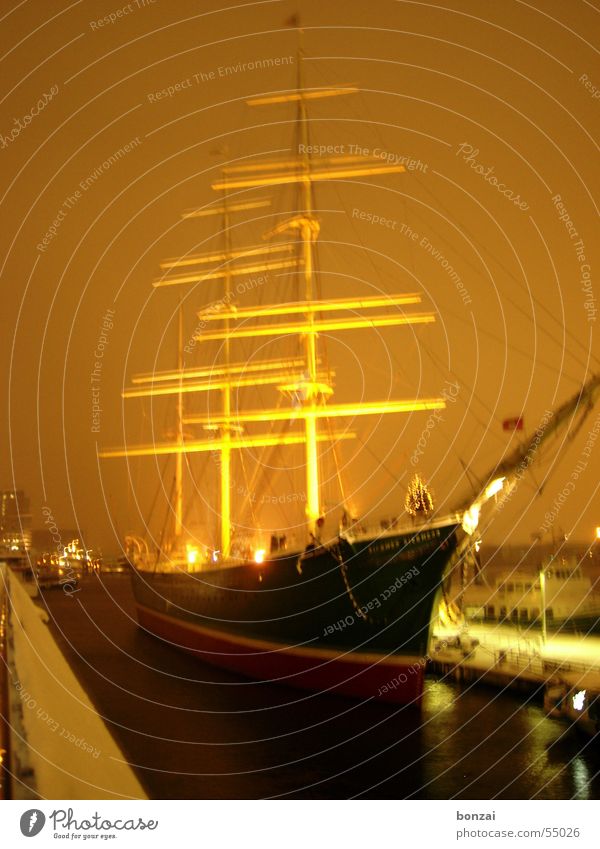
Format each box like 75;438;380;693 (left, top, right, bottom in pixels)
417;679;599;800
41;577;599;800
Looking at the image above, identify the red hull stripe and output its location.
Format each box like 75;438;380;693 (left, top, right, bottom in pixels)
136;603;424;705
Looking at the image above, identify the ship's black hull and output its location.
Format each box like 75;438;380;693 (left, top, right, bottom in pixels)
131;522;460;704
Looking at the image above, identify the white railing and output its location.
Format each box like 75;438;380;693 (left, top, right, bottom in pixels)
1;564;146;800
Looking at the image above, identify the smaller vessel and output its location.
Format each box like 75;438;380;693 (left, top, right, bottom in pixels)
544;673;600;738
35;539;99;590
458;557;600;633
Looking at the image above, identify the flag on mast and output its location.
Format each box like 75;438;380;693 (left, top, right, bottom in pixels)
502;416;524;431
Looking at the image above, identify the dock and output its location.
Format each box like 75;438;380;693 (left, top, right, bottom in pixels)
431;624;600;694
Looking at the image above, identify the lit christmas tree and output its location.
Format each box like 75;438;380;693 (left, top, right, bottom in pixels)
405;473;434;517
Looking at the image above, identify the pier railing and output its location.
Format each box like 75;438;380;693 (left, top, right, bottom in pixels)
1;563;146;800
434;637;600;690
0;567;11;799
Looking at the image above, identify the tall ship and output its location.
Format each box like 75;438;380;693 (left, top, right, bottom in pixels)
101;51;600;704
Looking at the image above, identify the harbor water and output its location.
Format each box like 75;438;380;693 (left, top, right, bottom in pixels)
36;575;600;800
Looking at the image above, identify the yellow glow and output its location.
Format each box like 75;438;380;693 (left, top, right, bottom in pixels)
154;257;301;287
195;312;435;342
100;429;356;459
186;545;200;566
213;162;406;191
184;398;445;426
254;549;266;564
132;357;307;385
246;86;359;106
198;294;422;321
278;379;333;396
596;527;600;540
485;477;505;499
160;243;294;269
122;371;333;399
263;213;319;240
181;198;271;218
223;154;381;173
305;413;320;528
462;504;480;535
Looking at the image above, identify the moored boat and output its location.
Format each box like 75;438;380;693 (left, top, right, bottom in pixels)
102;46;600;705
544;673;600;738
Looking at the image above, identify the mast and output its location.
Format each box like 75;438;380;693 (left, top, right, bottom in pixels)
220;187;232;558
297;45;321;537
174;300;184;539
101;54;450;551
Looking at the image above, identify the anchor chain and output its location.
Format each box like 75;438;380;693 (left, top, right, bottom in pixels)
331;541;374;625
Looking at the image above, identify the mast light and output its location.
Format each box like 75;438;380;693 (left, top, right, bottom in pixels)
462;504;480;536
485;477;505;500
